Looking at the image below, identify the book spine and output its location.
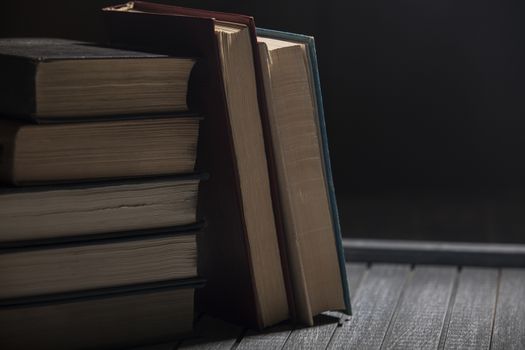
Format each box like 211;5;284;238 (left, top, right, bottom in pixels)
306;38;352;315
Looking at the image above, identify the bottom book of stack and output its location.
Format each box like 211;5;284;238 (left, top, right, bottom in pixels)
0;279;204;349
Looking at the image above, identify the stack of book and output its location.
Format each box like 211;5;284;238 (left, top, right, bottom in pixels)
0;38;205;349
1;2;353;349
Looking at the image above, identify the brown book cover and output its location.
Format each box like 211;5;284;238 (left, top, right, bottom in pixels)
103;2;292;328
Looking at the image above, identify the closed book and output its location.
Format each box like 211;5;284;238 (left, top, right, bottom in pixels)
0;278;205;350
0;225;201;300
0;116;200;185
104;2;289;328
0;38;195;120
0;174;203;243
257;29;351;324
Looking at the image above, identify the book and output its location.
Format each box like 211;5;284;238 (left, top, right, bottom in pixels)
0;279;204;350
0;227;199;300
0;117;200;184
0;38;195;120
0;174;202;242
257;29;351;324
104;2;289;328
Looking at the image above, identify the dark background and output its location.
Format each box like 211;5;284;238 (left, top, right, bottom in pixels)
3;0;525;242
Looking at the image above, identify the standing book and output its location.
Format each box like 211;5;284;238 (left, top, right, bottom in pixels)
256;29;351;325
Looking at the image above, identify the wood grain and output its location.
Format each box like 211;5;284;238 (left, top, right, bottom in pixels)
166;262;525;349
346;263;369;301
328;264;410;349
442;267;498;350
380;266;457;350
282;313;341;350
491;268;525;350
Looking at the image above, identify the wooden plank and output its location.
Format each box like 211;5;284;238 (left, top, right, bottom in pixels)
346;263;369;300
282;313;340;350
344;239;525;267
381;266;457;350
281;263;368;350
327;264;410;349
177;316;243;350
442;267;498;349
491;268;525;350
235;324;293;350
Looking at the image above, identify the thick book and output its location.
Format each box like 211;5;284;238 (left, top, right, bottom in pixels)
0;226;200;300
104;2;289;328
0;116;200;184
0;174;203;243
0;278;205;350
0;38;195;120
257;29;351;323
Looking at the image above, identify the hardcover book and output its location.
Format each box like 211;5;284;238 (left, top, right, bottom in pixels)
0;116;200;184
0;174;203;242
257;29;351;324
0;225;201;300
0;38;195;120
0;279;205;350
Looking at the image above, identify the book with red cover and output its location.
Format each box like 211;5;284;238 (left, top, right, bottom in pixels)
103;2;291;328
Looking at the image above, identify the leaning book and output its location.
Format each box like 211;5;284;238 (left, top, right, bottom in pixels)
257;28;351;325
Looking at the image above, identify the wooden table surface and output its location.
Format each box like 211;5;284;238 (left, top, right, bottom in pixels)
133;258;525;350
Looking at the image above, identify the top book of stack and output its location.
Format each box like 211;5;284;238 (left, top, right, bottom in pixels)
0;38;195;122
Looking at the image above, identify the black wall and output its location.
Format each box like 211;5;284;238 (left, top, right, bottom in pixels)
3;0;525;241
